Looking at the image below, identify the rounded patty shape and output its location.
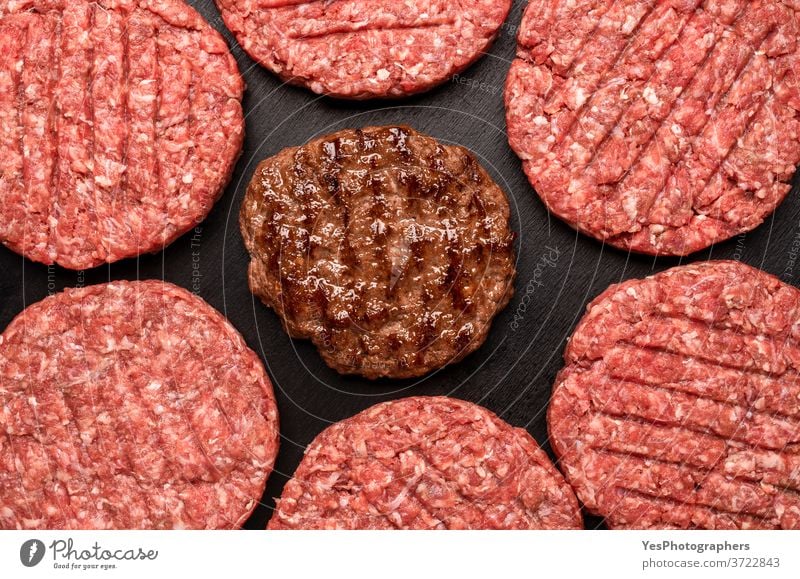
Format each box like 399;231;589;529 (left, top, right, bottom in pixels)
505;0;800;256
549;260;800;529
0;0;245;270
269;396;582;529
240;126;516;380
215;0;512;99
0;280;279;529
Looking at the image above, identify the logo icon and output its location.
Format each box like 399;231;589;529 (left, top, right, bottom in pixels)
20;539;45;568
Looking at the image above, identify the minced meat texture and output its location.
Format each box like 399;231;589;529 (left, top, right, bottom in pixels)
0;0;244;269
215;0;512;99
0;280;279;529
549;260;800;529
506;0;800;255
269;396;582;529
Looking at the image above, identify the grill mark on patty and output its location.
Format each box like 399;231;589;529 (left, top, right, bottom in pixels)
116;346;187;526
11;14;30;256
286;17;455;40
1;1;243;268
115;300;211;527
88;3;99;259
0;17;29;261
53;2;98;267
586;419;729;469
580;6;714;183
255;0;327;8
632;19;779;228
271;398;577;529
591;368;800;446
14;16;29;254
77;290;151;528
45;298;99;526
0;430;37;524
624;305;798;341
92;4;128;257
538;0;660;145
618;1;747;174
96;353;160;528
507;0;800;255
611;486;779;526
585;401;794;455
592;446;800;496
360;439;481;529
404;446;534;529
46;13;63;265
185;34;197;230
152;10;164;252
242;126;515;378
607;492;775;529
117;9;131;255
14;434;71;527
540;0;633;91
591;4;763;234
591;370;800;443
125;8;156;254
618;316;800;375
13;385;81;527
550;262;800;528
157;22;190;245
603;349;800;420
20;12;58;262
606;459;782;520
689;80;782;215
518;0;614;74
42;353;113;526
548;2;702;174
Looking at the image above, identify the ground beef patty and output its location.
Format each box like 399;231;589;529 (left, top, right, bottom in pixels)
215;0;512;99
549;260;800;529
0;0;244;270
240;126;516;380
505;0;800;256
269;396;582;529
0;281;279;529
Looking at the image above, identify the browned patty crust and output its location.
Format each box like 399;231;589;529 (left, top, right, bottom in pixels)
0;281;279;529
269;396;582;529
214;0;512;99
0;0;245;269
506;0;800;256
240;126;516;380
549;260;800;529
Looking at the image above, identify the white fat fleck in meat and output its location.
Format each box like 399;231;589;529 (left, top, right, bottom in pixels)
642;87;660;106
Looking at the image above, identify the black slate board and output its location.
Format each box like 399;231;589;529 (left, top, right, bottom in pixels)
2;0;800;531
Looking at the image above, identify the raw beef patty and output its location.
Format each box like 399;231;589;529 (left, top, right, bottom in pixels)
506;0;800;255
215;0;512;99
269;396;582;529
0;280;279;529
549;260;800;529
0;0;245;269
